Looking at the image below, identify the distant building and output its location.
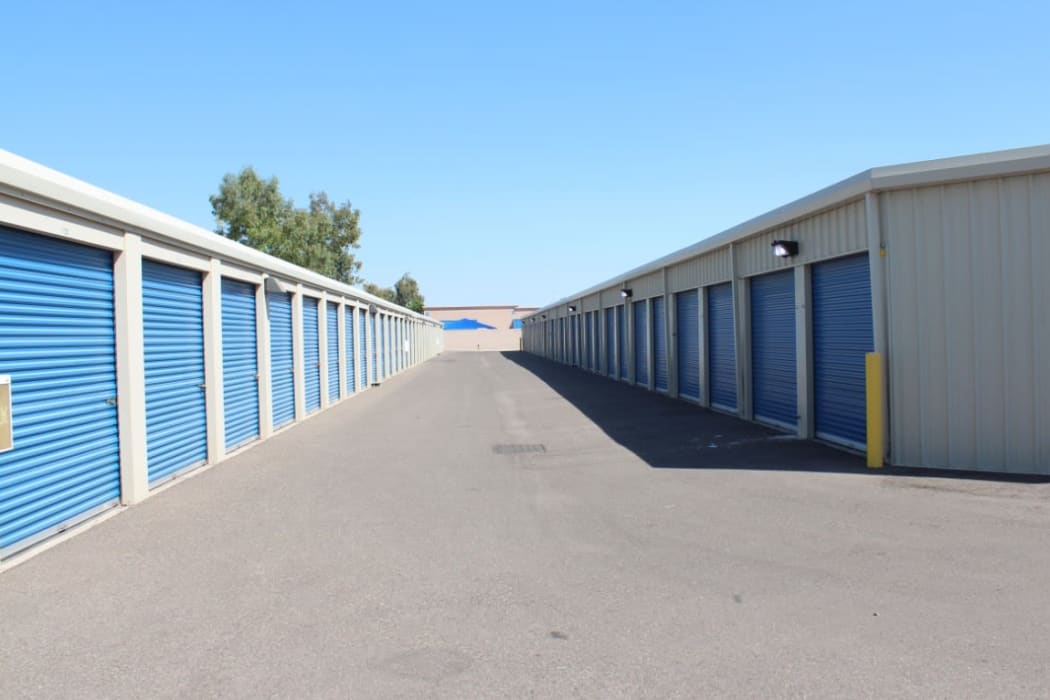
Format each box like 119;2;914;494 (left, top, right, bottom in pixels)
426;305;539;351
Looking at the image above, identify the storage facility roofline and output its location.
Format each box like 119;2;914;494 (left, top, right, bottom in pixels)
524;143;1050;318
0;149;438;324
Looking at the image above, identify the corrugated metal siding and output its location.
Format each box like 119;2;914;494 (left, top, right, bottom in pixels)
585;312;594;370
303;300;321;412
652;297;668;391
326;302;339;401
382;316;390;379
633;300;648;385
707;283;736;410
617;305;627;379
0;226;120;555
221;278;260;450
813;255;872;447
601;288;622;308
751;270;797;428
583;294;601;312
571;316;580;366
344;307;356;393
736;200;867;278
605;307;615;376
370;312;377;382
358;308;367;388
667;249;732;292
143;261;207;484
884;175;1050;473
676;290;701;400
630;270;664;299
267;292;295;428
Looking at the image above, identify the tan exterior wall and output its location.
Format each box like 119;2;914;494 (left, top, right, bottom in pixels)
427;306;537;351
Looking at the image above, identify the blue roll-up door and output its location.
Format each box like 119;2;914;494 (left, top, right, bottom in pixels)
571;316;579;367
303;299;321;413
359;309;368;388
221;278;260;450
653;297;668;392
617;305;627;380
370;312;378;383
344;306;356;394
633;300;648;386
676;290;700;401
0;226;120;556
559;318;565;363
267;292;295;429
605;308;615;376
326;302;340;401
707;283;736;410
751;270;797;429
142;260;207;484
813;254;873;447
382;314;390;379
588;310;596;369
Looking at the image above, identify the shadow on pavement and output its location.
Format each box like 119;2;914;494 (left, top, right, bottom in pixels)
501;351;1049;483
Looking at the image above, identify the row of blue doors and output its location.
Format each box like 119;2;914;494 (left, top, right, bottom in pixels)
0;223;401;557
541;254;872;448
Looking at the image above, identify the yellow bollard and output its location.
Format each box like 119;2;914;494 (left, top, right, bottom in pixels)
865;352;884;468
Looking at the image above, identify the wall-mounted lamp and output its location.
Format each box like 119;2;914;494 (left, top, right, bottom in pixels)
542;314;547;319
262;274;288;294
620;288;633;299
771;240;799;258
568;305;577;312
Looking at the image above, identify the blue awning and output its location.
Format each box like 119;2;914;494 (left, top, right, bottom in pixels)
443;318;497;331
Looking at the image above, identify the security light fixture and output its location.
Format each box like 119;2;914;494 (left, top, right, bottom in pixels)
568;305;577;312
772;240;799;258
262;274;287;294
620;288;633;299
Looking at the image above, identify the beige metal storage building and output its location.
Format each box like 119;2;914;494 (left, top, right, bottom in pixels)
522;145;1050;475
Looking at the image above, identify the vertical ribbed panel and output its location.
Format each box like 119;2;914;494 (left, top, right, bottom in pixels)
382;316;390;379
813;254;873;447
359;309;367;387
605;307;615;376
751;270;797;428
0;226;120;555
267;292;295;429
585;313;594;370
302;300;321;412
617;305;627;379
221;278;260;449
143;260;207;484
573;316;578;366
653;297;668;391
326;302;339;401
707;283;737;410
633;301;648;385
344;307;356;393
370;312;377;383
676;290;700;400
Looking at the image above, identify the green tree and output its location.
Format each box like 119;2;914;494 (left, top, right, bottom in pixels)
210;167;363;284
363;282;397;303
393;273;425;313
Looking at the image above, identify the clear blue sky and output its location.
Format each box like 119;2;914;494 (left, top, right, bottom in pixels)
3;1;1048;307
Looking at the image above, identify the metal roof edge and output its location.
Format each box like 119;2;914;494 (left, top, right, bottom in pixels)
869;143;1050;191
524;169;873;318
523;143;1050;321
0;149;438;325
